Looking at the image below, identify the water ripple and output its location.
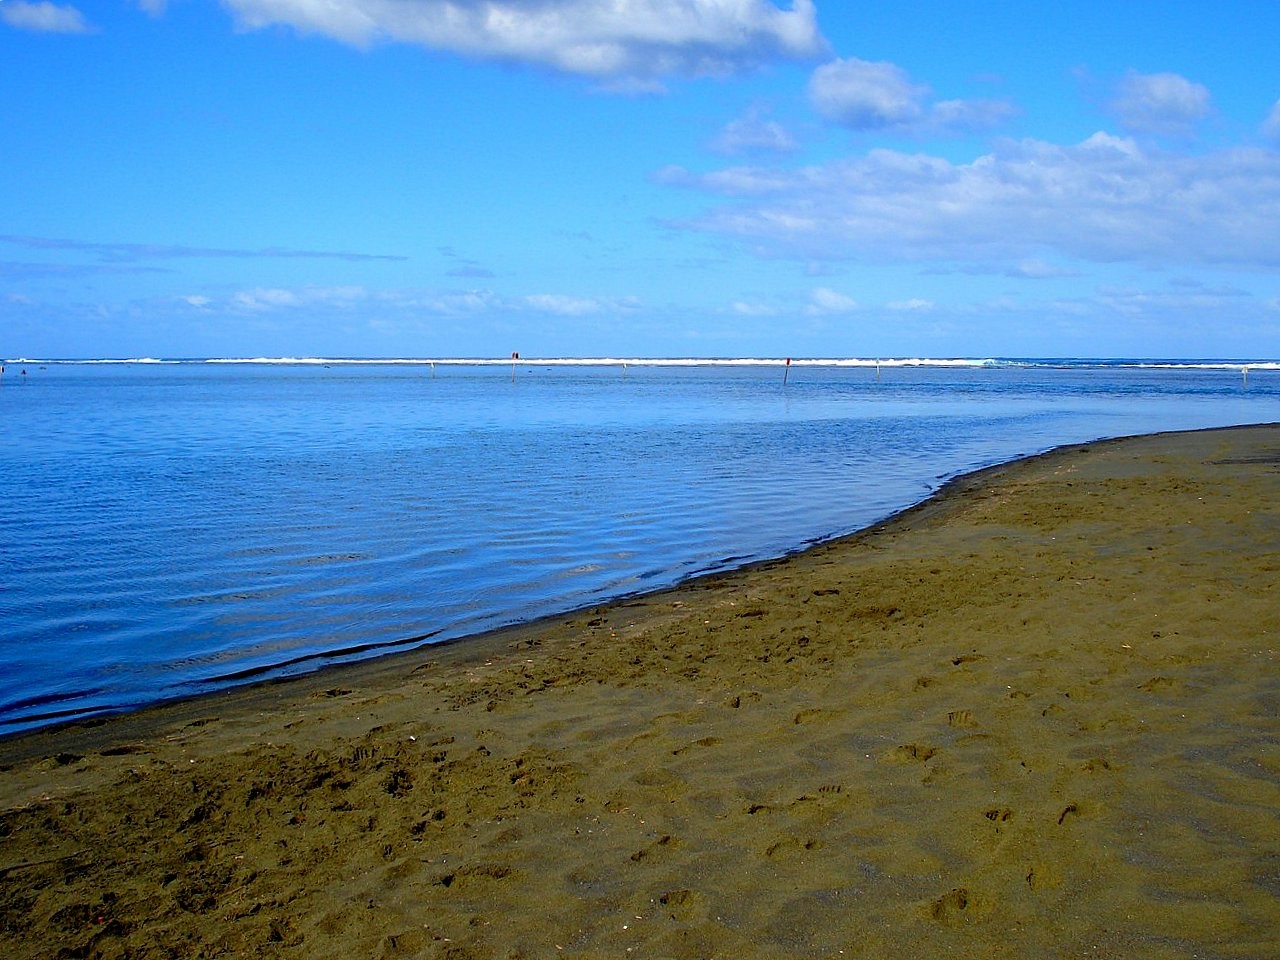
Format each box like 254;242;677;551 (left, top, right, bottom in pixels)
1;362;1275;731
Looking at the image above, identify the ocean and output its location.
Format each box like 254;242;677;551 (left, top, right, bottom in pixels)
1;357;1276;734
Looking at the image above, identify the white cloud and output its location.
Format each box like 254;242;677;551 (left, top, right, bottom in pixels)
1004;258;1079;279
0;1;92;33
523;293;604;316
928;97;1018;132
665;132;1280;268
809;58;926;129
713;107;798;154
729;300;779;316
1264;100;1280;141
230;288;302;311
887;298;934;311
200;285;642;321
653;163;796;195
228;286;367;312
808;57;1014;134
1107;71;1211;138
222;0;827;85
1094;283;1260;317
806;287;858;314
0;233;405;263
421;289;502;315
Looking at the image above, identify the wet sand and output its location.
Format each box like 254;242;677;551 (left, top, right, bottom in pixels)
2;424;1278;959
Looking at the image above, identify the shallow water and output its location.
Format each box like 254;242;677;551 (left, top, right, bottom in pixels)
0;359;1275;731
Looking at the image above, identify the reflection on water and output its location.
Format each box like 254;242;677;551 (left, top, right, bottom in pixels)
0;360;1274;731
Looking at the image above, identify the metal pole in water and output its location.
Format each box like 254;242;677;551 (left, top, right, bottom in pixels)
783;357;791;386
511;351;519;383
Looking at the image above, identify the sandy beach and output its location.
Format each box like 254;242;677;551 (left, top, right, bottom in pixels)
2;424;1277;959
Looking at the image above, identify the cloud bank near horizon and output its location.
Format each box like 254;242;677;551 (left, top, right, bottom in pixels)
0;235;406;265
660;131;1280;269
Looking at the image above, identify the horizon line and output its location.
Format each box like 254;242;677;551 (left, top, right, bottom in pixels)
4;356;1278;370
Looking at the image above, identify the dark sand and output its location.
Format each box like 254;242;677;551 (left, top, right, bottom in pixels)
2;425;1278;959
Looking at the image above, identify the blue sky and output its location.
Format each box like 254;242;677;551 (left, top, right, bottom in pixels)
3;1;1279;359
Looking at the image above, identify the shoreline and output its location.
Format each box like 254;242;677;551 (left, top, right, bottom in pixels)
3;423;1278;958
0;426;1188;757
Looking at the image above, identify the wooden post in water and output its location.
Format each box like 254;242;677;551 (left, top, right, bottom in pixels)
783;357;791;385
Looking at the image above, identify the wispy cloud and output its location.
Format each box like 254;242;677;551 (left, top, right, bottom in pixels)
438;246;495;278
1263;100;1280;141
1095;282;1260;317
524;293;611;316
220;0;827;88
729;300;779;317
227;285;368;312
805;287;858;314
446;264;496;279
0;235;406;263
183;284;642;319
0;260;167;281
712;106;799;154
662;132;1280;269
1003;258;1080;279
0;1;92;33
1107;70;1211;138
888;298;934;312
808;57;1015;135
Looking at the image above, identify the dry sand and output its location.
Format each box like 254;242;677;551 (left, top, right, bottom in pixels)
2;425;1278;959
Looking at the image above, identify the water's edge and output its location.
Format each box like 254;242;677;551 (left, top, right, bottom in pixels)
8;422;1270;756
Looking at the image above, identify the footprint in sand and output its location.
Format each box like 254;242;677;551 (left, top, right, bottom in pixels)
435;863;516;888
659;888;705;921
630;835;681;862
928;887;991;925
883;743;937;764
672;736;721;755
764;836;823;860
381;929;428;955
1138;676;1185;694
793;708;832;725
1025;861;1064;890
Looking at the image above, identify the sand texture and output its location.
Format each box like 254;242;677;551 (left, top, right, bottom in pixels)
2;425;1278;959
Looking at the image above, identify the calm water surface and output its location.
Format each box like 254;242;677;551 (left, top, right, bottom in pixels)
1;360;1275;732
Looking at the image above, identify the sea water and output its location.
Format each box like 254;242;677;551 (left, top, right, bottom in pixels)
1;358;1276;733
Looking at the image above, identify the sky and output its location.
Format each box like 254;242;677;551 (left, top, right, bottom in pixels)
3;1;1280;360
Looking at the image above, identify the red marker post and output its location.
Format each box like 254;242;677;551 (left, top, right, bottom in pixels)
783;357;791;386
